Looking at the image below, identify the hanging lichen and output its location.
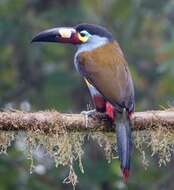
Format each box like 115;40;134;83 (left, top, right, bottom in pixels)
0;131;15;154
134;127;174;167
0;126;173;188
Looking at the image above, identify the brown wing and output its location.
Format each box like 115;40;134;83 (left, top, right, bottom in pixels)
77;41;134;112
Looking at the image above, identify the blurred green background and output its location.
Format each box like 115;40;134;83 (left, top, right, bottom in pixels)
0;0;174;189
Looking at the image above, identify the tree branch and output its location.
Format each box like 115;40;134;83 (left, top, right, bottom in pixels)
0;110;174;133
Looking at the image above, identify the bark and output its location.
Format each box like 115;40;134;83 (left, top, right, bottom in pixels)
0;110;173;133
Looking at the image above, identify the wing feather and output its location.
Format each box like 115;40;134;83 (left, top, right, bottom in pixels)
77;41;134;111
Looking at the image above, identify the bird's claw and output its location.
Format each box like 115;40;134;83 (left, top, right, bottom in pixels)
81;109;96;128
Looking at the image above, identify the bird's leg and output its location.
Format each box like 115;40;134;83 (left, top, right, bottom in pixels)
81;109;96;128
81;102;115;128
81;94;106;128
82;78;117;127
83;79;106;127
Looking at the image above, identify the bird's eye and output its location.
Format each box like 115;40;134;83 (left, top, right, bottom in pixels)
80;32;86;37
80;31;87;37
78;30;91;43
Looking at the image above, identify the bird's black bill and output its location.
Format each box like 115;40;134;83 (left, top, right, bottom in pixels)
32;27;81;44
31;28;60;43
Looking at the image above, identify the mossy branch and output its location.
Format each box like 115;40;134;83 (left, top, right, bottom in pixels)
0;110;174;187
0;110;174;133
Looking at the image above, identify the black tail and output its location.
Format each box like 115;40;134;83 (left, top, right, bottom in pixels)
116;108;132;182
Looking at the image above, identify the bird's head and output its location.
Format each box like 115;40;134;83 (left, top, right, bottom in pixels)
31;23;113;48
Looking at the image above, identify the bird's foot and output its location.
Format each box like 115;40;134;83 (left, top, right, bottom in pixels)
81;109;96;128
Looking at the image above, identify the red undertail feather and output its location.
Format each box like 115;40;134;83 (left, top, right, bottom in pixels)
93;95;106;112
106;102;115;121
122;168;129;183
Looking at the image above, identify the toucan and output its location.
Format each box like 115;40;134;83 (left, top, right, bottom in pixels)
32;23;135;182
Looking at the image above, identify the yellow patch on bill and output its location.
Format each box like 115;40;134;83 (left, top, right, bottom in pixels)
59;28;75;38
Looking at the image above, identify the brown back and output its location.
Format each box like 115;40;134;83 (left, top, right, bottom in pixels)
77;41;134;112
